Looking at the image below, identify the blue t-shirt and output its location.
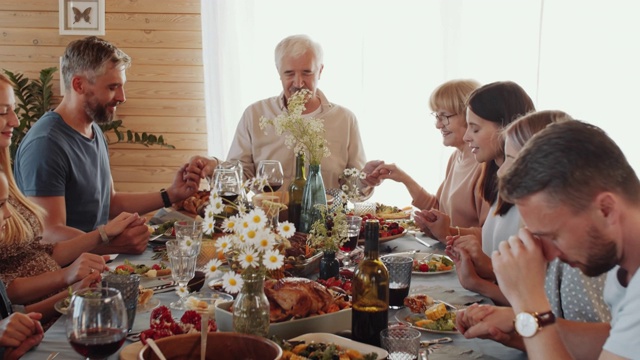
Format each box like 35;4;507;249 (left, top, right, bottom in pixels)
14;111;111;232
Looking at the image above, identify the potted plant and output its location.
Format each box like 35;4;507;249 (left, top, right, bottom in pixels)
2;67;174;162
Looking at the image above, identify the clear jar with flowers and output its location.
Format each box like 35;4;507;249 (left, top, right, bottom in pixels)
259;89;331;233
201;191;296;336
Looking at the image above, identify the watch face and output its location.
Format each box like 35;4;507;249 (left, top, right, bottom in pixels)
515;312;538;338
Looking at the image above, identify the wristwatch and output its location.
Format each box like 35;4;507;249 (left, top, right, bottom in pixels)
514;310;556;338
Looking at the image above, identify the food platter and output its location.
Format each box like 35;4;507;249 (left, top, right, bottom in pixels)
376;211;411;220
357;229;407;244
388;252;455;275
395;307;459;334
289;333;388;359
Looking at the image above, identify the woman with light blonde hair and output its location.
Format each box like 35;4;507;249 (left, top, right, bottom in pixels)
365;79;490;241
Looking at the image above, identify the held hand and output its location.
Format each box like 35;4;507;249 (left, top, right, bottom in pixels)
361;160;385;187
104;212;141;238
0;313;41;348
188;155;217;179
370;162;410;183
492;228;550;311
167;163;203;203
450;235;494;280
106;223;150;254
456;303;495;334
417;209;451;241
462;306;519;345
3;332;44;360
65;253;107;285
451;247;487;293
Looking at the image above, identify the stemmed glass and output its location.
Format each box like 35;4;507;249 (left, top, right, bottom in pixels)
212;168;242;217
256;160;284;193
167;222;202;310
66;287;128;360
341;215;362;268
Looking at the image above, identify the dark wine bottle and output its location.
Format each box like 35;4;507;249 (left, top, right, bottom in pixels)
351;219;389;347
287;152;306;230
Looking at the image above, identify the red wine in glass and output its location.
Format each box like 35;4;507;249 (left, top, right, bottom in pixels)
220;191;239;204
341;235;359;252
262;184;282;192
69;328;126;359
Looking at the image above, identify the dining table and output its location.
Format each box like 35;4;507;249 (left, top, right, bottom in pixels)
21;231;528;360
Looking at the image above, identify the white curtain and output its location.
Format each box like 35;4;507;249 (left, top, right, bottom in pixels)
201;0;640;207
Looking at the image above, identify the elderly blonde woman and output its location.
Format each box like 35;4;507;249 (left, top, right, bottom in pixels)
365;79;490;241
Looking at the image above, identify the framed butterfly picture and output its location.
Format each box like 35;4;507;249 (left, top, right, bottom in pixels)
59;0;105;35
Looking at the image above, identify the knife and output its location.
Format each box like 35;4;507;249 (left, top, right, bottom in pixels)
412;234;435;248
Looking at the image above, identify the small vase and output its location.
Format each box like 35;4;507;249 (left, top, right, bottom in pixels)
300;163;327;233
232;272;270;337
319;251;339;280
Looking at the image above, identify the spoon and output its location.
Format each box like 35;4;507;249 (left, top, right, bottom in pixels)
146;338;168;360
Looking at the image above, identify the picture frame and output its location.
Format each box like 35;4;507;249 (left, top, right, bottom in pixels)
59;0;105;35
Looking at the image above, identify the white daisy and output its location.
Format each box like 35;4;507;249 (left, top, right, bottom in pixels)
210;196;224;215
222;216;239;233
243;228;260;246
176;285;189;298
277;221;295;238
215;235;232;253
358;170;367;179
202;216;216;235
255;230;275;251
203;258;223;278
239;249;259;269
341;184;349;192
222;272;243;294
246;208;268;229
263;249;284;270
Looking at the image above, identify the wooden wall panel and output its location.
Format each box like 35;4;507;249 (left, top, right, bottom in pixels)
0;1;208;195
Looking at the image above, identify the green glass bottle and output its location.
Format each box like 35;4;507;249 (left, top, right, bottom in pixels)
351;219;389;346
288;152;306;230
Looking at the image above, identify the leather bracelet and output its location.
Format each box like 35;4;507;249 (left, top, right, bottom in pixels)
160;188;172;208
97;225;110;244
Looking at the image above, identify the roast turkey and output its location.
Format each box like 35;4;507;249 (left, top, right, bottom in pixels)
264;277;337;322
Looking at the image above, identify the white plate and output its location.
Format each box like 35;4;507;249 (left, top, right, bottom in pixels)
137;297;161;313
395;307;459;334
388;252;455;275
54;298;69;315
290;333;388;359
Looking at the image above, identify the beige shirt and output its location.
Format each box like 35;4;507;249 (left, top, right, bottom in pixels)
412;149;489;228
227;90;368;192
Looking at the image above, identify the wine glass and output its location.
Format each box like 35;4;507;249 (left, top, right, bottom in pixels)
341;215;362;268
212;168;242;216
66;287;128;360
167;238;200;310
256;160;284;193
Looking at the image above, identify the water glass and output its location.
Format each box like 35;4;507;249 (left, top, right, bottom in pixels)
353;201;376;216
101;273;140;332
167;239;200;310
174;220;204;243
380;327;421;360
66;287;128;360
381;256;413;309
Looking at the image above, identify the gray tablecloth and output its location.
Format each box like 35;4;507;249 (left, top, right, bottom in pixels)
22;236;527;360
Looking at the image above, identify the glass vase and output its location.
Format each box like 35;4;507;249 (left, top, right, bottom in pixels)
299;163;327;233
232;272;270;337
319;250;339;280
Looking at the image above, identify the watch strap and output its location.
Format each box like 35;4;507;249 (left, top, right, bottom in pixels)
97;225;110;244
160;188;172;208
536;310;556;327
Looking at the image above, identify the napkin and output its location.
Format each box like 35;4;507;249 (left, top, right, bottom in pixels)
410;285;484;307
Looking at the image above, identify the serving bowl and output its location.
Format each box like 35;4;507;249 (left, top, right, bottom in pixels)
137;332;282;360
215;301;351;339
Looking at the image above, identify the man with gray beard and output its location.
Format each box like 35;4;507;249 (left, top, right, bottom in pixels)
14;36;203;255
